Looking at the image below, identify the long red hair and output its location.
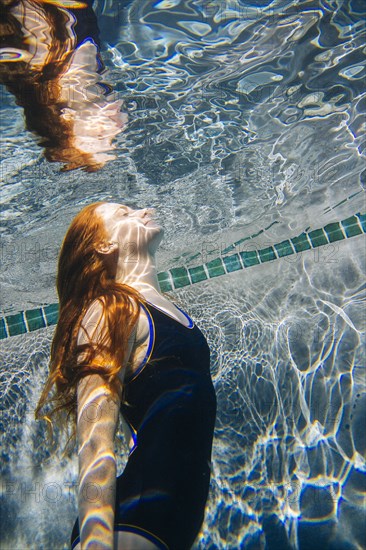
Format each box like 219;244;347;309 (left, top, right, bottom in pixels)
35;202;142;436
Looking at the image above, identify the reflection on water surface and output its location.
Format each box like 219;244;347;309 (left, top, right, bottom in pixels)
0;0;126;171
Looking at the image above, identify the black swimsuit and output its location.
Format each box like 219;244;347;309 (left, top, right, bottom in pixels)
71;302;216;550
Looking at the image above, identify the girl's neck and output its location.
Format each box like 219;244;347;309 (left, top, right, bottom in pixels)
114;254;162;300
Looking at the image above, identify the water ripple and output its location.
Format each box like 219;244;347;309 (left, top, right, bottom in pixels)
0;0;365;548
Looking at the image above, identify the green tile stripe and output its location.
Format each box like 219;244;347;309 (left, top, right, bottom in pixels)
188;265;208;284
258;246;277;263
206;258;226;278
357;212;366;231
157;271;173;293
0;318;7;340
275;240;295;257
1;305;59;339
43;303;59;325
25;309;46;332
223;254;242;273
1;213;364;339
291;232;311;252
170;267;191;289
308;228;328;247
323;222;345;243
6;312;27;338
240;250;260;267
341;215;363;237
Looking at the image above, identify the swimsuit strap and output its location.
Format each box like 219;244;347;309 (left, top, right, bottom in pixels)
126;303;155;384
144;300;195;329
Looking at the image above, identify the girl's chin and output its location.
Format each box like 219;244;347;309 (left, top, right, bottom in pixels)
146;221;163;234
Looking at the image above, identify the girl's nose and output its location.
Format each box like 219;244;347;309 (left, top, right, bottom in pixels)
136;208;154;218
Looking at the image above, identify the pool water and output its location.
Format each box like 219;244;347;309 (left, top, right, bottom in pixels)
0;0;365;548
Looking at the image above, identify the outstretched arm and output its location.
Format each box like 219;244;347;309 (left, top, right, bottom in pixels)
77;372;119;550
76;301;135;550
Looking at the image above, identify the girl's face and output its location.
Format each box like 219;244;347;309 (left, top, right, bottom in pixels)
95;202;164;257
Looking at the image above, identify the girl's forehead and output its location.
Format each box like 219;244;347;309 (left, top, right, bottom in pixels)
96;202;125;216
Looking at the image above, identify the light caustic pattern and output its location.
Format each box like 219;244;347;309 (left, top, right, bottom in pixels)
196;239;365;549
0;237;365;549
0;0;366;548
